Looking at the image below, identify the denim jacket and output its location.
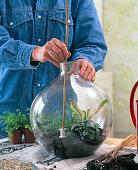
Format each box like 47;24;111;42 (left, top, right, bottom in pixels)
0;0;107;136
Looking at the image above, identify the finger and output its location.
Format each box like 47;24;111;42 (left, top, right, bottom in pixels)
51;38;70;59
50;42;64;62
87;73;93;81
85;65;96;81
91;73;96;82
45;42;60;63
83;63;95;77
80;62;87;76
87;71;96;82
83;67;92;79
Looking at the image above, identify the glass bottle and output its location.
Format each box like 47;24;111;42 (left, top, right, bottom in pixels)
30;61;112;158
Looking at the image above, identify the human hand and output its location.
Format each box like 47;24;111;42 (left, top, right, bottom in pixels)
76;59;96;82
31;38;71;67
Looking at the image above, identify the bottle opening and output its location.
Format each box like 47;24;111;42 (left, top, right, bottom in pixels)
60;61;80;76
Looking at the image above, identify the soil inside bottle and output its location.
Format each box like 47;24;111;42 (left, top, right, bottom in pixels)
53;129;106;158
38;125;106;158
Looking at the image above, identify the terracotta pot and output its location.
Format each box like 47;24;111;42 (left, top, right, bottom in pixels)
24;129;36;143
9;129;22;144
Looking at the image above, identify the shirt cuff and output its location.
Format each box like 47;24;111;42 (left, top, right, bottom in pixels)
20;45;40;69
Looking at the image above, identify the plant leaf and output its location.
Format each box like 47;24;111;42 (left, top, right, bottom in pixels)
96;99;109;112
83;111;87;120
70;99;84;119
86;109;91;119
36;121;44;136
89;99;109;119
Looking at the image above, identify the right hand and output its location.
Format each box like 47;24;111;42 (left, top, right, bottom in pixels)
31;38;71;67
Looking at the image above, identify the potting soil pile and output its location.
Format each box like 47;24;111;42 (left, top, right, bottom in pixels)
87;153;138;170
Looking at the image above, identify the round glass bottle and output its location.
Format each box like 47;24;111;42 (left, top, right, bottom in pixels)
30;61;112;158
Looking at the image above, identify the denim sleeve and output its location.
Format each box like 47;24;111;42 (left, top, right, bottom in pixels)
70;0;107;72
0;16;38;69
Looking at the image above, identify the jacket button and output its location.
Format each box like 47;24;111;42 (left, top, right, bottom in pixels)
68;19;70;24
38;38;41;42
37;83;41;87
38;15;42;19
10;22;13;26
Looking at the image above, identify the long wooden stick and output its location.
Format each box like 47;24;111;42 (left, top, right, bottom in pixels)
62;0;69;129
98;134;136;162
111;134;136;159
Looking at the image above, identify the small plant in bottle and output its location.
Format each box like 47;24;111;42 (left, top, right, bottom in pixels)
34;98;109;158
70;99;109;144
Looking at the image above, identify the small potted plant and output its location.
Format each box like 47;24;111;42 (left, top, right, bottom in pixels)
22;109;36;143
0;110;23;144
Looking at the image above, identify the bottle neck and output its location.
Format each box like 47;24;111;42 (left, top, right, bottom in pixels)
60;61;80;76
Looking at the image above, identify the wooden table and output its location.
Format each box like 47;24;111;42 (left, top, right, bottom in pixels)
104;137;137;148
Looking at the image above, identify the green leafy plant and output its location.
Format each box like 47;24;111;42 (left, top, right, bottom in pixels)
70;99;109;120
0;109;22;132
36;104;77;136
36;98;109;142
70;99;109;141
71;119;100;141
0;109;23;140
0;108;32;139
21;108;32;131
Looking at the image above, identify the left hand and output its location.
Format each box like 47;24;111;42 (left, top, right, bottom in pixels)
76;59;96;82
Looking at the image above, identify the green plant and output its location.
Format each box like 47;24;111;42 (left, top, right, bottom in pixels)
21;108;32;131
0;108;32;136
0;110;22;132
36;98;109;141
0;109;23;140
71;119;100;141
70;99;109;120
70;99;109;141
36;105;77;136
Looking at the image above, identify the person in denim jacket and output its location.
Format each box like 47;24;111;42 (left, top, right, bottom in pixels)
0;0;107;138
